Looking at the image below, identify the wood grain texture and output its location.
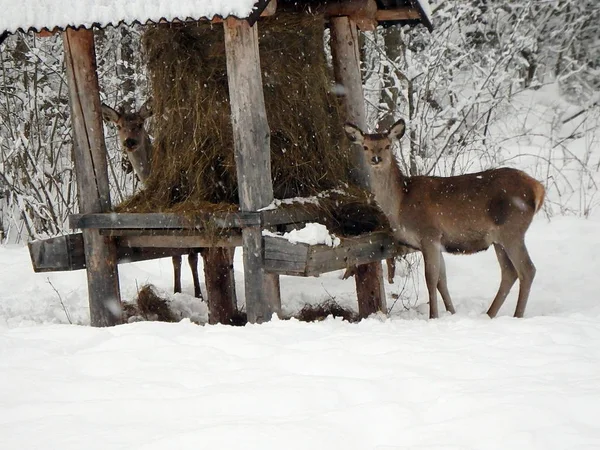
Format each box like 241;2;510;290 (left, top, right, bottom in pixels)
224;18;281;323
64;28;121;326
330;17;386;317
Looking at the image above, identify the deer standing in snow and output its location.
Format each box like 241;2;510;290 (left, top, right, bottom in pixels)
102;101;203;299
344;119;545;319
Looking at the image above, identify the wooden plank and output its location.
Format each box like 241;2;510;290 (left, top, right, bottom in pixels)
330;17;386;318
263;235;310;276
64;28;121;327
118;233;242;248
307;232;397;275
261;204;323;227
375;8;421;22
324;0;378;31
264;235;311;258
224;17;281;323
71;204;321;232
263;232;403;277
28;233;86;272
28;233;211;272
263;259;308;277
70;212;260;230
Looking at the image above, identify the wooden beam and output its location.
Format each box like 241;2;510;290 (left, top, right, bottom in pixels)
36;27;60;38
223;17;281;323
70;206;323;231
330;16;387;319
210;0;277;23
375;8;421;22
70;212;260;230
324;0;378;31
264;231;402;277
118;233;242;248
63;28;122;327
28;233;212;272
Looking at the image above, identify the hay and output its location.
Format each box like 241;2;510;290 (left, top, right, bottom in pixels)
120;13;353;212
294;300;358;323
136;284;177;322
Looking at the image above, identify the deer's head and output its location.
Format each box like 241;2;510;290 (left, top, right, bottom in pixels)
344;119;406;171
101;101;153;154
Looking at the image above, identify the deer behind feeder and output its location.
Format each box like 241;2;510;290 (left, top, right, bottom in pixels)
101;102;203;300
344;119;545;319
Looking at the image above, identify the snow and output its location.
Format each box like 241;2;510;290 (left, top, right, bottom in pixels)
2;214;600;449
263;222;341;247
0;0;261;35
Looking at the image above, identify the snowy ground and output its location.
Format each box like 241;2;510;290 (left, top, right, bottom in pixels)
2;83;600;449
1;214;600;449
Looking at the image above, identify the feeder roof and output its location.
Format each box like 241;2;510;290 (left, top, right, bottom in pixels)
0;0;269;37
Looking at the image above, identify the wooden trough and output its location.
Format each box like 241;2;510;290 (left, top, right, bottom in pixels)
31;208;404;279
264;231;399;277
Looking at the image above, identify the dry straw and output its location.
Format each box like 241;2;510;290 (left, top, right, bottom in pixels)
118;12;388;235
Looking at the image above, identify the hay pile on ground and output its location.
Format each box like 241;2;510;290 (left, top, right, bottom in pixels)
118;12;388;235
122;284;177;323
294;300;358;323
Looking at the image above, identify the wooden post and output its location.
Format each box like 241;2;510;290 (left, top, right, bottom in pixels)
330;16;387;319
63;28;122;327
201;248;237;325
223;18;281;323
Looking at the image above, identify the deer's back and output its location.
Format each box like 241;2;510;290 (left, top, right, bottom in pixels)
396;168;542;253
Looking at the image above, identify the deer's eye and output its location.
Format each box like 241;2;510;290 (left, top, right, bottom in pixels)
385;145;391;150
363;146;369;151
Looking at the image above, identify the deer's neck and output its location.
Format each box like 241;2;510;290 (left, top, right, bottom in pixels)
130;133;153;183
369;159;406;232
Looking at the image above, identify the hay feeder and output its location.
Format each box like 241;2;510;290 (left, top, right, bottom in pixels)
12;0;433;326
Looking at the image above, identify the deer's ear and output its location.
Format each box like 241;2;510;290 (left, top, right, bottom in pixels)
344;123;365;145
388;119;406;141
138;99;153;121
101;104;120;124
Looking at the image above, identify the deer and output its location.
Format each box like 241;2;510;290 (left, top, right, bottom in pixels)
101;101;203;300
344;119;545;319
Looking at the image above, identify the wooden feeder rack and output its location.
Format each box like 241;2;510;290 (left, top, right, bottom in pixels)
8;0;432;326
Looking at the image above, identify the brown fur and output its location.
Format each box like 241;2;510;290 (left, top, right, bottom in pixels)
344;120;545;319
102;102;204;300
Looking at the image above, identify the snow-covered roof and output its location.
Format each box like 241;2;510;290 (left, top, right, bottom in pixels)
0;0;268;36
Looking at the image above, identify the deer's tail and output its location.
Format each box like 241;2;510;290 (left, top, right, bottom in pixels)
533;180;545;213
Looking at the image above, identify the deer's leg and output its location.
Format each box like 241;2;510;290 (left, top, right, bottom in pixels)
421;242;441;319
503;240;536;318
437;253;456;314
173;255;182;294
188;252;203;300
487;243;518;318
386;258;396;284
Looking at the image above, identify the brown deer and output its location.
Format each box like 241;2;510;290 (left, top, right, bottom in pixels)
344;119;545;319
101;101;202;299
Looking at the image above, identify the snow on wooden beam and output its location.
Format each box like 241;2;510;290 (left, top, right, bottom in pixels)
1;0;269;36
